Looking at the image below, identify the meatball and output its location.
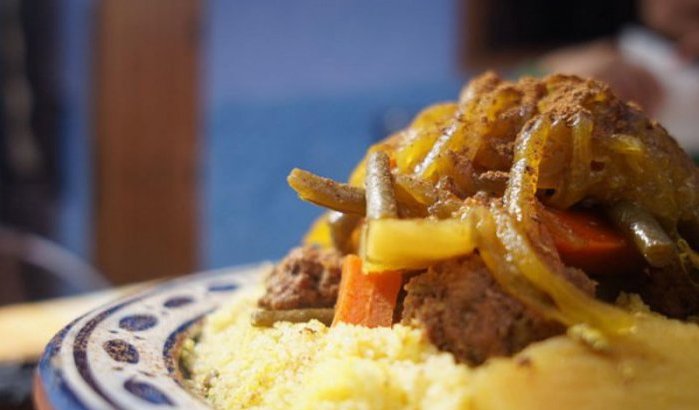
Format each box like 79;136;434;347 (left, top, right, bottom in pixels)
402;254;595;365
258;245;343;310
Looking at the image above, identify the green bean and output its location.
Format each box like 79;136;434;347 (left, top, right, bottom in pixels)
365;151;398;219
251;308;335;327
289;166;463;219
328;211;362;253
289;168;432;218
607;201;676;268
288;168;365;214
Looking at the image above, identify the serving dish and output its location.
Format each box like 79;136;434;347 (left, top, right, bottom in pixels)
34;263;269;410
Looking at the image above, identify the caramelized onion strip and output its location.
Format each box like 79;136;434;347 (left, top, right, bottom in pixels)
491;206;635;333
504;115;552;224
474;207;567;323
499;114;635;333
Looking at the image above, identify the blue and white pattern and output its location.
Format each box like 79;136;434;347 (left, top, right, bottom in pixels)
37;264;268;410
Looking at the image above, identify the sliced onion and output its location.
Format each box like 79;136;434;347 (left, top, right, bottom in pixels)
492;199;635;334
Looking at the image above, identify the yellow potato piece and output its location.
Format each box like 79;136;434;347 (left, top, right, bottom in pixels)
363;218;475;271
472;316;699;410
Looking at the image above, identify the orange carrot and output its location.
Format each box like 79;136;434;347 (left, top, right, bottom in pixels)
332;255;403;327
541;208;642;275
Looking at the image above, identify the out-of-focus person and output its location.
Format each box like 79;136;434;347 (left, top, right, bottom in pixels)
540;0;699;152
642;0;699;60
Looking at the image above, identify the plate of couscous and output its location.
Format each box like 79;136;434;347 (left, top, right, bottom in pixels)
36;73;699;410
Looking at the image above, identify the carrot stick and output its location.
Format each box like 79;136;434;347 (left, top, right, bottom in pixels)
332;255;403;327
540;208;642;275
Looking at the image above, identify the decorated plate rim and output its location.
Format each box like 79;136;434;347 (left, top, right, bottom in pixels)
35;263;271;410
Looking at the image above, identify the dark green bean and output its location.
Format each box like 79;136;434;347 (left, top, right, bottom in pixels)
289;166;464;220
287;168;365;214
365;151;398;219
328;211;362;254
251;308;335;327
607;201;676;268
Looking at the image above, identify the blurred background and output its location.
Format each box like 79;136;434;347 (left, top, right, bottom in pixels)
4;0;699;303
1;0;699;406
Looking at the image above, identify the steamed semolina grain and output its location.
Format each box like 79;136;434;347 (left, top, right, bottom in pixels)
184;287;472;410
184;287;699;410
297;354;472;410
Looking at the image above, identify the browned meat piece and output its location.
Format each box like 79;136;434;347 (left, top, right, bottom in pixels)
258;245;343;310
402;255;595;366
637;266;699;319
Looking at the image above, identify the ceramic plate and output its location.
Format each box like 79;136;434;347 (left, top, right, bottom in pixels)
35;263;270;410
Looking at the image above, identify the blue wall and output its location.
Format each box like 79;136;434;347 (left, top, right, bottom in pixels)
206;1;459;103
56;0;465;269
203;82;463;268
57;0;94;259
202;0;464;267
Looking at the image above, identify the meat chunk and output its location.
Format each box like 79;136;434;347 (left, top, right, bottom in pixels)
637;266;699;319
258;245;343;310
402;255;595;366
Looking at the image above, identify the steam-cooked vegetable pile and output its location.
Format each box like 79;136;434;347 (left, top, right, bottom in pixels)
258;72;699;365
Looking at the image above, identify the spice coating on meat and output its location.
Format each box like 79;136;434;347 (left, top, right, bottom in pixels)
258;246;343;310
402;255;595;366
